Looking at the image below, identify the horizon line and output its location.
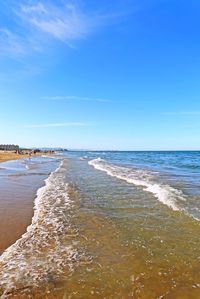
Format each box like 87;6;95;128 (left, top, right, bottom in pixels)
17;147;200;152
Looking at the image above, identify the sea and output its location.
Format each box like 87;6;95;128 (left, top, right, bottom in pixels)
0;151;199;298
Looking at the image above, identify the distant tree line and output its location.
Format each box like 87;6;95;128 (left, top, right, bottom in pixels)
0;144;19;151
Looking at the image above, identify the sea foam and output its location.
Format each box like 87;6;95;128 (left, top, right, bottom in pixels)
89;158;187;212
0;160;77;298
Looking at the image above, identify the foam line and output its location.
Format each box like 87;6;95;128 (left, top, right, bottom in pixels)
0;160;77;297
89;158;187;211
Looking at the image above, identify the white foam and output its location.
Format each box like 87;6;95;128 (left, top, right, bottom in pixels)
89;158;187;211
79;156;88;160
0;160;78;297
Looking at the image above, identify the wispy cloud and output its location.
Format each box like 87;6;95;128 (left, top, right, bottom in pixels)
19;2;92;43
163;111;200;116
25;122;91;128
0;28;27;57
43;95;111;103
1;1;124;57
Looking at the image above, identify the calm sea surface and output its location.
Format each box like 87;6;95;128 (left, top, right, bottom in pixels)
0;151;200;298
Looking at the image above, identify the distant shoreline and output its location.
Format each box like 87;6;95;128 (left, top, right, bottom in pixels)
0;150;54;163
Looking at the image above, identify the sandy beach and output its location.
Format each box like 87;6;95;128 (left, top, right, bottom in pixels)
0;152;200;298
0;150;53;162
0;154;58;254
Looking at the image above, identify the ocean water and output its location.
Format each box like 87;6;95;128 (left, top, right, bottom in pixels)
0;151;200;298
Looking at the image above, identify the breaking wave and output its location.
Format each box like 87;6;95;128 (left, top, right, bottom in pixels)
0;160;78;297
89;158;187;212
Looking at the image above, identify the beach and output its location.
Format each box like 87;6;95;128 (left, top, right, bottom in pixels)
1;0;200;297
0;155;58;255
0;151;28;162
0;151;200;298
0;150;54;163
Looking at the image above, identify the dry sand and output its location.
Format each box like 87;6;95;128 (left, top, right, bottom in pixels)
0;151;52;162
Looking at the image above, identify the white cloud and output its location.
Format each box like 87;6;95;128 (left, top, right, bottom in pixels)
1;1;126;57
0;28;27;56
25;122;91;128
19;2;91;42
43;95;110;103
21;2;48;14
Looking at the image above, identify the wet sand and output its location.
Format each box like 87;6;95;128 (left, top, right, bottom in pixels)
0;176;43;254
0;155;200;298
2;183;200;299
0;156;56;254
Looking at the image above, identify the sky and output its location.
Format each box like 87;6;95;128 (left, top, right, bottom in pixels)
0;0;200;150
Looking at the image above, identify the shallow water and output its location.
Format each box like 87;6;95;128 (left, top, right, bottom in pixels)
0;152;200;298
0;156;58;254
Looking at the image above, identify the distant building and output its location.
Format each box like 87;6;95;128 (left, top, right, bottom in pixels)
0;144;19;151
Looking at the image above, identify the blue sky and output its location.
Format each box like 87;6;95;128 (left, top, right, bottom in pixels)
0;0;200;150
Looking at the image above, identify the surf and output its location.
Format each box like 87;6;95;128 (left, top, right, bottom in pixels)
0;160;78;297
89;158;187;212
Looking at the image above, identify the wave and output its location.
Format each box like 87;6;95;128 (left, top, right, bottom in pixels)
0;160;78;297
41;155;58;159
89;158;187;212
180;164;200;170
79;156;89;160
7;172;49;177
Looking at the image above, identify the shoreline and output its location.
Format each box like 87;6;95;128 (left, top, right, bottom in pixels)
0;150;54;163
0;152;200;298
0;152;57;254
